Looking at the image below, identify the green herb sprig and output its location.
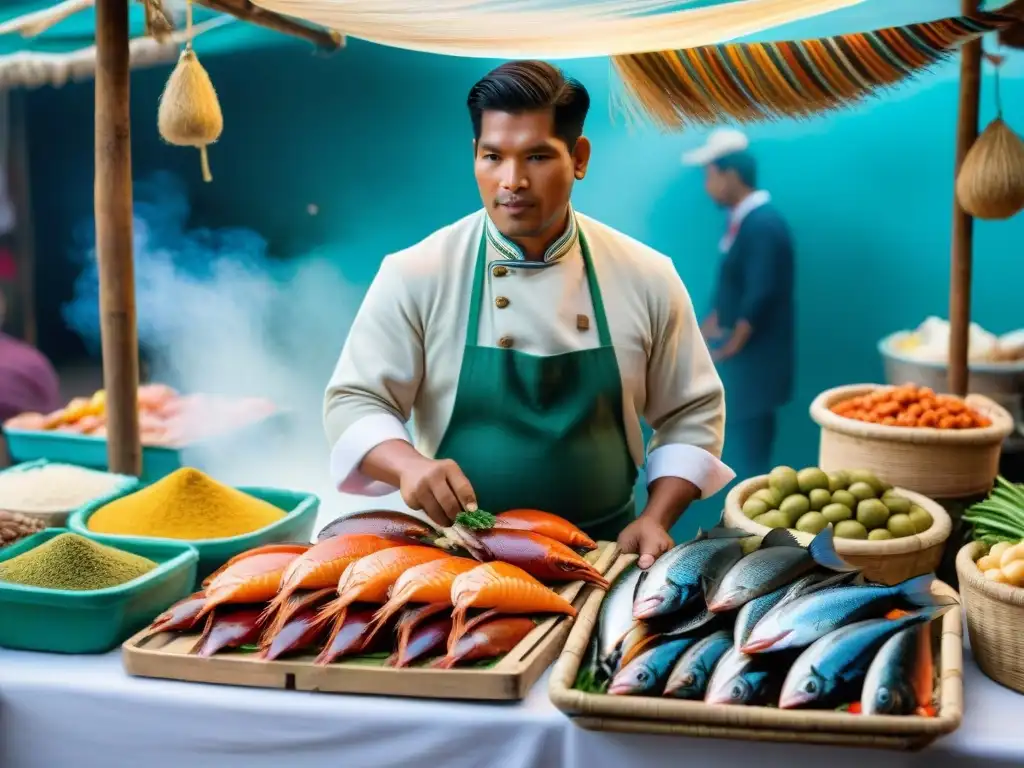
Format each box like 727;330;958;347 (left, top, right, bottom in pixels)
454;509;497;530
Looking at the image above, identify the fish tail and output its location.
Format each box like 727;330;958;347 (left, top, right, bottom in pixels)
808;525;859;572
256;591;292;643
895;574;940;607
432;655;457;670
448;604;468;655
362;599;403;649
312;606;350;665
190;611;218;657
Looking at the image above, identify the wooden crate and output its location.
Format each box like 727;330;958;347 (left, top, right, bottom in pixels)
548;554;964;750
122;541;619;702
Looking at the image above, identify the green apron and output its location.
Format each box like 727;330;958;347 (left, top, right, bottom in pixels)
433;227;638;542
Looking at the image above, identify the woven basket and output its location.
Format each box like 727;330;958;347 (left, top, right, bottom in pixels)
956;542;1024;694
548;554;964;750
810;384;1014;498
722;476;951;585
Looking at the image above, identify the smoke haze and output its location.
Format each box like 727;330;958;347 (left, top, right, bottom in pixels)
61;170;391;525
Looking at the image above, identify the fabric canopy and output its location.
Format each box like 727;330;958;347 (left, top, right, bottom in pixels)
0;1;289;89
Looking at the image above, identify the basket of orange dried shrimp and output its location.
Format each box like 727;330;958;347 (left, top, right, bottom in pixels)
809;383;1014;499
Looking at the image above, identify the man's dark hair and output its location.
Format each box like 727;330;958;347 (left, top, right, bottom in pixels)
467;60;590;149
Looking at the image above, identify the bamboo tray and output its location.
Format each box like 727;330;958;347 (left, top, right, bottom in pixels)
548;554;964;750
121;540;619;702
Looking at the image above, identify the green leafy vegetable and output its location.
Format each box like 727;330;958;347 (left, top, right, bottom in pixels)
454;509;497;530
964;476;1024;545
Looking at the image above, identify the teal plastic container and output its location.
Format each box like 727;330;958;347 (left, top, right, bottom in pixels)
0;528;198;654
4;410;293;484
0;459;142;528
66;485;320;584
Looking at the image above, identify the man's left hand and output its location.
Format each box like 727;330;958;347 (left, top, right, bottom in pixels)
618;516;674;570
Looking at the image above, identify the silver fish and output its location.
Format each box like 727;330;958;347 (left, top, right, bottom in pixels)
861;624;933;716
732;571;853;650
633;527;750;620
664;630;732;699
704;645;783;706
779;605;951;710
706;526;857;614
586;563;643;680
608;637;695;696
743;574;938;654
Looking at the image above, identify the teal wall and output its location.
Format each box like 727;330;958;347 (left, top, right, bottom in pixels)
22;6;1024;536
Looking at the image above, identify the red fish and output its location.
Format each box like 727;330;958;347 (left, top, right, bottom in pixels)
448;561;576;650
316;511;437;544
192;606;265;657
493;509;598;551
149;592;208;633
314;606;394;665
259;535;402;637
387;603;450;667
202;544;312;588
433;616;536;669
198;552;303;619
455;528;609;589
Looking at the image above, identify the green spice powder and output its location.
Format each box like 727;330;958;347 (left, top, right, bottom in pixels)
0;533;158;591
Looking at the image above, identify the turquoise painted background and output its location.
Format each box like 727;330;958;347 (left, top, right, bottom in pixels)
20;0;1024;536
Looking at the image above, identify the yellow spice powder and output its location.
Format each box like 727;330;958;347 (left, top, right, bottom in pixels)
86;467;285;540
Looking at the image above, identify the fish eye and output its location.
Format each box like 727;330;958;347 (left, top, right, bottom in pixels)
681;674;695;687
730;680;749;700
877;689;891;705
637;670;650;684
803;680;818;694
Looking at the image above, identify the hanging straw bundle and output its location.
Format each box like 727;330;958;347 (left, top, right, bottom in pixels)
157;0;223;182
956;119;1024;221
956;51;1024;221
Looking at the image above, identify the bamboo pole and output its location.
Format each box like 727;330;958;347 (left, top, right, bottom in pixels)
95;0;141;476
948;0;982;397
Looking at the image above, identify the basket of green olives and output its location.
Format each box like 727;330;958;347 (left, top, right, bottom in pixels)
723;465;952;585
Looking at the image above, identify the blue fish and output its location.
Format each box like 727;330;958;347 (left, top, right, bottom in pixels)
663;630;732;700
608;637;695;696
779;605;953;710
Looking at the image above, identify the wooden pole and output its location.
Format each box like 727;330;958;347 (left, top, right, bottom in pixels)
95;0;141;476
197;0;343;49
948;0;983;397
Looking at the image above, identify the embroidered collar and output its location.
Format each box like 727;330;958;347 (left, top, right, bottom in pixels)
484;207;578;264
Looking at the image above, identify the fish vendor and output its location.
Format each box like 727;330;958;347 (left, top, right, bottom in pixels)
683;129;796;482
324;60;734;568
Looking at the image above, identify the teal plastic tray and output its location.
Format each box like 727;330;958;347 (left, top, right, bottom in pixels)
66;485;320;584
0;459;142;528
3;410;293;484
0;528;198;654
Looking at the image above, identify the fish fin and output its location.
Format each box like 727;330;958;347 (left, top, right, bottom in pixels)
807;525;859;572
895;574;942;608
911;604;957;623
362;599;404;650
760;528;801;549
800;570;860;596
706;526;753;540
190;610;217;656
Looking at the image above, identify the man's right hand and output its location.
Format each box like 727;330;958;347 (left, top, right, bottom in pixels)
398;457;478;527
701;311;723;342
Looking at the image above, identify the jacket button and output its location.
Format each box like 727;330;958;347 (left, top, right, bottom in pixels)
492;265;509;277
497;336;514;349
495;296;510;309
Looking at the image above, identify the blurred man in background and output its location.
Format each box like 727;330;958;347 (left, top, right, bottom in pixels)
0;290;61;426
684;128;795;481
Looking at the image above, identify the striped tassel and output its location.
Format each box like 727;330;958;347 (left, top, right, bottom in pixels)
610;10;1017;129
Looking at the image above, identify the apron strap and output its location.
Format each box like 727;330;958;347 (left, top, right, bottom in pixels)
467;220;614;348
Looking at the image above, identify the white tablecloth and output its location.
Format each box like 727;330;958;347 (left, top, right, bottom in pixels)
2;644;1024;768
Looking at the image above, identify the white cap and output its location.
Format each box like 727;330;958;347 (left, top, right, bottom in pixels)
681;128;750;166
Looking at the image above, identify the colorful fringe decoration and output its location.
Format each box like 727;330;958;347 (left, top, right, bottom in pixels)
611;9;1020;129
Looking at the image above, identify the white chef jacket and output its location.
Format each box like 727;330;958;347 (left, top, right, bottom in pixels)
325;208;735;499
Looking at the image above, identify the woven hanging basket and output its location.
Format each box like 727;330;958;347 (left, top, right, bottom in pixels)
955;117;1024;220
